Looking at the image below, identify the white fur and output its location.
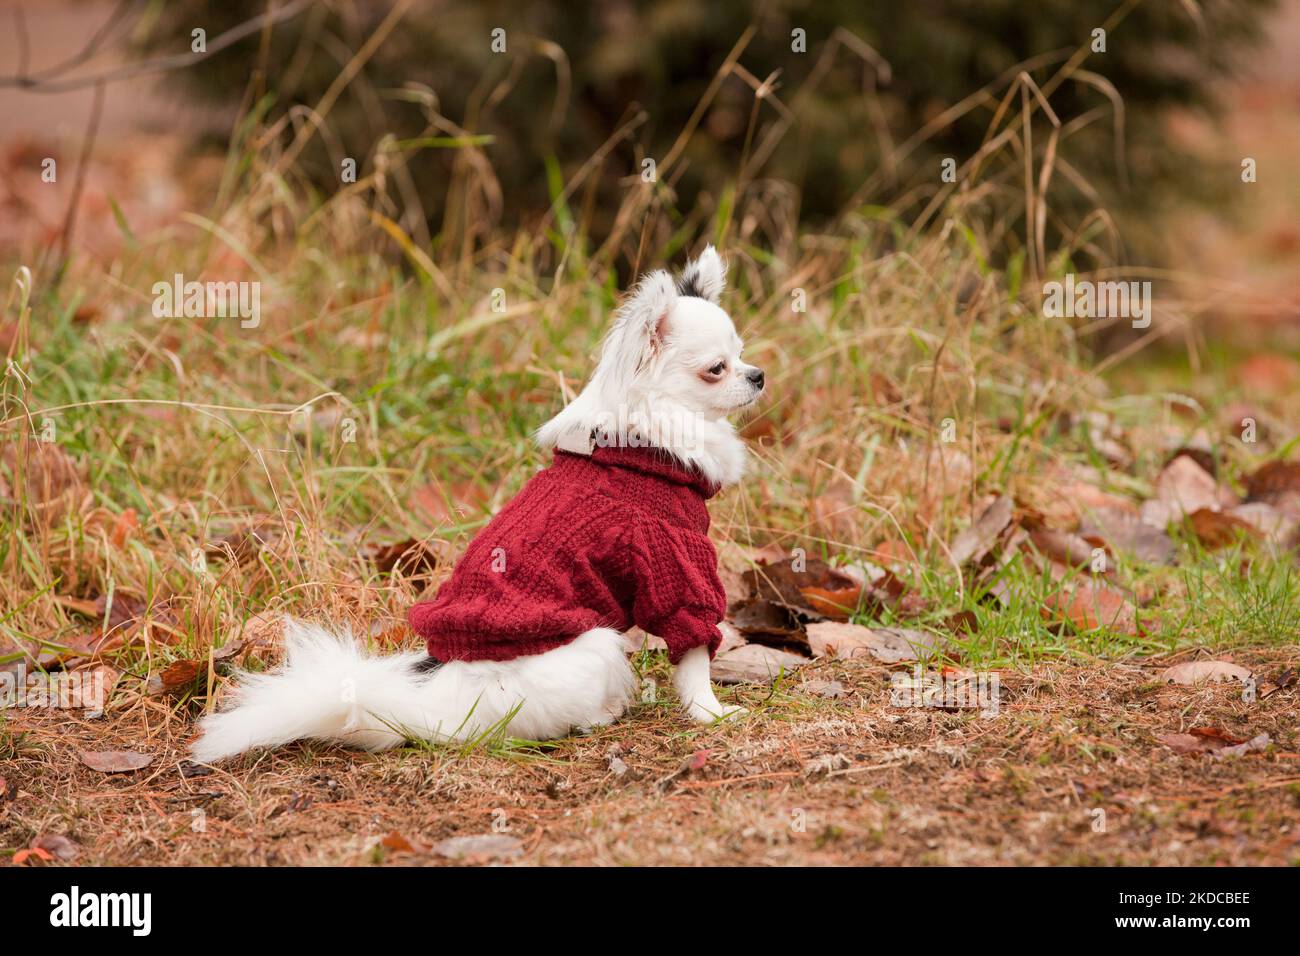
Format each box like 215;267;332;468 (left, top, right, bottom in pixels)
191;247;759;763
191;620;637;763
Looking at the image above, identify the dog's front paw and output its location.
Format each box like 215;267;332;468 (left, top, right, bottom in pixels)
687;702;748;725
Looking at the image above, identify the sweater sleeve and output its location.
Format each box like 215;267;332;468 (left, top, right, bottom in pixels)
625;517;727;663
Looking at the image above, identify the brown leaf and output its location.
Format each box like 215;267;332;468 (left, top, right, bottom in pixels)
949;496;1014;567
746;542;790;565
742;557;856;612
146;659;202;696
716;563;750;606
1258;667;1296;700
1156;731;1230;755
798;584;863;621
944;610;980;634
1042;583;1141;636
728;599;803;638
1157;727;1267;758
380;830;418;854
1155;454;1227;521
211;638;248;662
13;847;54;866
1245;460;1300;498
79;750;154;773
805;621;944;663
711;643;809;684
364;538;444;576
31;834;80;862
1077;505;1175;565
1186;508;1261;550
1159;660;1253;685
1227;502;1299;547
1027;528;1109;572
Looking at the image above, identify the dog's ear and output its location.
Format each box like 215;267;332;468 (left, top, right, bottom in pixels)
676;244;726;304
599;269;677;381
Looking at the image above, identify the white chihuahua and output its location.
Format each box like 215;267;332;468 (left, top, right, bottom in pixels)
191;246;762;763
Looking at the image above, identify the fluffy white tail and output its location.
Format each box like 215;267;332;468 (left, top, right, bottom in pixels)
191;620;636;763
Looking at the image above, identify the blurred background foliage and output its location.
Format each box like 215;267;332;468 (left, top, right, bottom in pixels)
135;0;1275;268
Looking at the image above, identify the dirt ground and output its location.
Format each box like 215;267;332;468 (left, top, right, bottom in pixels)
4;646;1296;867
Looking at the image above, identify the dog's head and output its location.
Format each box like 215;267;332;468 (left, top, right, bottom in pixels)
537;246;762;485
592;245;764;419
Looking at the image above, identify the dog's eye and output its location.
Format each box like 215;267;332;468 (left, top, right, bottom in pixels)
707;361;726;376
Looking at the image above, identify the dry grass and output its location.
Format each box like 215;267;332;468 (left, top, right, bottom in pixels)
6;646;1298;866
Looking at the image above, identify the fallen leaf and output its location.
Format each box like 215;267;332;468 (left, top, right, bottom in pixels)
1156;727;1268;758
211;638;247;662
943;610;980;634
711;643;809;684
743;557;856;611
1258;667;1296;699
1027;528;1109;572
430;834;523;862
715;621;746;654
1244;459;1300;499
799;679;848;699
728;598;803;638
1078;505;1176;564
146;659;202;696
13;847;54;866
1186;508;1261;550
1156;731;1229;755
806;621;944;663
1213;733;1270;759
746;542;790;565
716;564;749;606
31;834;80;862
798;584;863;620
949;496;1014;567
79;750;154;773
1042;583;1140;636
364;538;444;576
380;830;418;854
1227;502;1299;547
1155;454;1226;521
688;750;710;771
1159;660;1253;685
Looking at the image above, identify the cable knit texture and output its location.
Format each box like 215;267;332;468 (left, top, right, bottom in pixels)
409;445;727;664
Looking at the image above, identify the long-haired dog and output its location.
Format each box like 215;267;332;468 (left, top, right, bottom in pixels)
192;246;762;762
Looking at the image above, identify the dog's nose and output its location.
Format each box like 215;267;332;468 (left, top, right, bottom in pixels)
747;368;765;390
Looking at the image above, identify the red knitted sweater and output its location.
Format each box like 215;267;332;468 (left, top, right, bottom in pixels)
408;445;727;664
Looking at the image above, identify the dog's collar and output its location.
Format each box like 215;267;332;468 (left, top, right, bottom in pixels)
556;440;720;498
